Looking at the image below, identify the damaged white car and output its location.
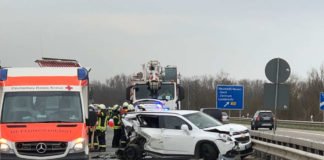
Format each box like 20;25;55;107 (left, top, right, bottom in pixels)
118;110;251;160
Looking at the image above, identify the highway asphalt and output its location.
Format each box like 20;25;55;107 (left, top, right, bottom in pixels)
243;124;324;143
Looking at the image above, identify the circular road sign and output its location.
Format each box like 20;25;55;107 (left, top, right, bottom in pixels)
265;58;291;83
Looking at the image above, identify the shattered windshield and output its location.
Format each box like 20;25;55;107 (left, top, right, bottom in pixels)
1;91;83;123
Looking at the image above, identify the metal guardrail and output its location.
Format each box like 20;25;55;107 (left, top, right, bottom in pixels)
252;139;324;160
250;131;324;160
230;117;324;131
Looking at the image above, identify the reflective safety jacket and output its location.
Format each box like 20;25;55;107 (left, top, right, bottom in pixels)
113;114;121;129
96;112;109;132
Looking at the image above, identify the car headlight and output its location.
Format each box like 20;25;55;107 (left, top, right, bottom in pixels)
0;143;10;152
0;138;13;153
74;143;84;151
69;138;85;153
218;133;233;142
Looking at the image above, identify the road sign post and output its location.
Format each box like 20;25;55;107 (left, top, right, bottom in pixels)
265;58;291;134
216;85;244;110
320;92;324;122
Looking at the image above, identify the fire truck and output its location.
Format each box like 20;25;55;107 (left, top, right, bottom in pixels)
0;58;96;160
126;60;184;111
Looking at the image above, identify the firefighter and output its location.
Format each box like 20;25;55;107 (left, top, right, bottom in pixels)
112;104;122;148
120;102;129;117
96;104;109;152
120;102;130;148
88;104;98;151
123;104;136;145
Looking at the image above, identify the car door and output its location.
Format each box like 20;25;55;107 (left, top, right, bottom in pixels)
137;115;164;152
160;115;196;155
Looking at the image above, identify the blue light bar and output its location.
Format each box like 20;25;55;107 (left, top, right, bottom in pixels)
0;69;8;81
77;68;88;80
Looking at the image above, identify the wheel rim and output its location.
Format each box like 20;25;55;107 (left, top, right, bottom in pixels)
126;148;136;159
202;145;212;158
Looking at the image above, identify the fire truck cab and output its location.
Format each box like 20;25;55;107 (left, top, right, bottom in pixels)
0;65;95;160
126;60;185;111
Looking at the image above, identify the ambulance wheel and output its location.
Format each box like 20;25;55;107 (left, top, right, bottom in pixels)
124;144;142;160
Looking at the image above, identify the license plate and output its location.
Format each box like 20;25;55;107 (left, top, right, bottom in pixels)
245;143;252;149
262;123;271;126
263;117;271;120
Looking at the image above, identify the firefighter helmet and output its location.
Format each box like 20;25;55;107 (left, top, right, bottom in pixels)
112;104;120;111
97;104;106;110
128;104;135;111
122;102;129;108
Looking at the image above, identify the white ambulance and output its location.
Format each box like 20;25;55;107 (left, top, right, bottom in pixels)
0;66;95;160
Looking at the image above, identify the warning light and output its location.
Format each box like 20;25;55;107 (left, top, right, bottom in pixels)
77;68;88;80
0;69;8;81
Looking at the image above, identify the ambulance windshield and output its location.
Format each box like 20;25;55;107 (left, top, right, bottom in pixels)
1;92;83;123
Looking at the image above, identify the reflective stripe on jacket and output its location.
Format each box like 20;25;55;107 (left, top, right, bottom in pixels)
113;114;121;129
96;112;108;132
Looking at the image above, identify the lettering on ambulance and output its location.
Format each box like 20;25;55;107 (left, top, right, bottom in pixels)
4;76;80;86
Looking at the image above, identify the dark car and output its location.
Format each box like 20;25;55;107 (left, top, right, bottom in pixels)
251;110;275;130
200;108;223;123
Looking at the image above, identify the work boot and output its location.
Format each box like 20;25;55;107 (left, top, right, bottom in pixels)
99;147;106;152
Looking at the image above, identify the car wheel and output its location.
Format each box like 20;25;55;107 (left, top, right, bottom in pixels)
269;127;272;130
251;124;254;130
200;143;219;160
241;155;248;159
124;144;142;160
255;127;258;130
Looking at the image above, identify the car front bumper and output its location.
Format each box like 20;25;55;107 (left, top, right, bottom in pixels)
240;145;253;157
236;141;253;157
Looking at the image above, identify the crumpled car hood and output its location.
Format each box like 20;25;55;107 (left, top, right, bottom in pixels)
203;124;248;134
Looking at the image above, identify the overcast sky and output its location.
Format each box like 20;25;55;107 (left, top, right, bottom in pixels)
1;0;324;82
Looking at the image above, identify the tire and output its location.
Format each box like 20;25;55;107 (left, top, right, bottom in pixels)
251;125;254;130
255;127;258;130
124;144;142;160
241;155;248;159
269;127;272;130
200;143;219;160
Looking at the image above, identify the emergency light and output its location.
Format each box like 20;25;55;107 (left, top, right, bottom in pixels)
77;68;88;80
0;69;7;81
163;107;170;111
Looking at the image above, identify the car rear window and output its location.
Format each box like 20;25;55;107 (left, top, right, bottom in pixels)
259;112;272;117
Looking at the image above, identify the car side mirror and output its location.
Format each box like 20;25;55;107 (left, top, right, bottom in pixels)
181;124;190;133
86;110;97;126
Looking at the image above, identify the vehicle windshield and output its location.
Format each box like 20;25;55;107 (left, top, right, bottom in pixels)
135;84;175;100
183;112;223;129
1;92;83;123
